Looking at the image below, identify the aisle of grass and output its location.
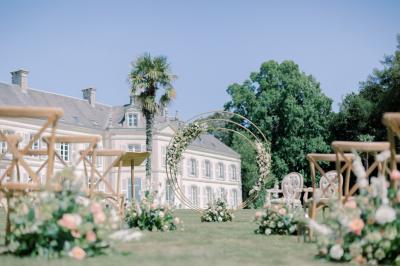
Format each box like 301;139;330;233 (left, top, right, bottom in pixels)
0;208;348;266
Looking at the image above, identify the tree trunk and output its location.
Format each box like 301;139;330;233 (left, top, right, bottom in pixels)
145;113;154;191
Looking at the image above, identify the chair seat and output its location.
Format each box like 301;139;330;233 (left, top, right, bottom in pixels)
270;198;301;205
304;196;343;205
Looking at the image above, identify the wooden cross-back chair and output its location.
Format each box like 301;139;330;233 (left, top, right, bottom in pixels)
331;141;390;202
383;113;400;187
0;106;63;190
81;149;125;215
0;106;63;242
305;153;355;222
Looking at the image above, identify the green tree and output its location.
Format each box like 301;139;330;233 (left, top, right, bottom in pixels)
129;53;176;191
224;60;333;186
331;34;400;141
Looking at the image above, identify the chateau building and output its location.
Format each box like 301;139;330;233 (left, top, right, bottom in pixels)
0;69;242;208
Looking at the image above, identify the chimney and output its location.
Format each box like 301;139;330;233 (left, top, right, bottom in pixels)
11;69;29;92
82;87;96;107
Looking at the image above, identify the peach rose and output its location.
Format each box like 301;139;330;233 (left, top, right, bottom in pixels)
150;203;158;210
69;246;86;260
71;230;81;238
90;202;103;214
58;214;82;230
390;169;400;181
94;211;106;224
348;218;364;236
354;255;366;265
86;230;97;243
278;208;287;216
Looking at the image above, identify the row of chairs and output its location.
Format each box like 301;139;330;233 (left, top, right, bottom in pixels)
0;107;130;225
266;112;400;225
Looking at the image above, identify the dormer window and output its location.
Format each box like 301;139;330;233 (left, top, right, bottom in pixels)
127;113;138;127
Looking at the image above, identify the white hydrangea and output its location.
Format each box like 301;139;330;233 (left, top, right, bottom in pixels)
375;205;396;225
329;244;344;260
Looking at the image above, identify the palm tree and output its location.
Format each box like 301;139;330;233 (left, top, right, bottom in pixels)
129;53;176;192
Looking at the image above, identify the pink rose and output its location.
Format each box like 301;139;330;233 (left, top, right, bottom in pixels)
58;214;82;230
278;208;287;216
86;230;97;243
94;211;106;224
69;246;86;260
390;169;400;181
255;211;263;219
348;218;364;236
71;230;81;238
90;202;103;214
150;203;158;210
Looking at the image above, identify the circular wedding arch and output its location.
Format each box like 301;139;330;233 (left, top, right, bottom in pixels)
165;110;272;212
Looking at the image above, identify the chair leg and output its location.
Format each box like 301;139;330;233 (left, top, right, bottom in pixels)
5;193;11;245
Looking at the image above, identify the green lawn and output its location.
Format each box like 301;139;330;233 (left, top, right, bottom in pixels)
0;208;349;266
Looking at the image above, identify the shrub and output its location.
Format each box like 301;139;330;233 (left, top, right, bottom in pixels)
125;191;180;231
5;168;118;259
201;199;233;222
254;205;300;235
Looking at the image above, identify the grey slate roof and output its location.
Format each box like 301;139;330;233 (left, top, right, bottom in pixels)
0;82;239;158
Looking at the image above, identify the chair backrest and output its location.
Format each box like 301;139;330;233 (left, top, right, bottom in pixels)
281;172;303;200
319;170;343;199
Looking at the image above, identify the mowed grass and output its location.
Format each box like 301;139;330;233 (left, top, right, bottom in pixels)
0;208;349;266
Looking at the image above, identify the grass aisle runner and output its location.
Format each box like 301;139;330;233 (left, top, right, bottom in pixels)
0;208;348;266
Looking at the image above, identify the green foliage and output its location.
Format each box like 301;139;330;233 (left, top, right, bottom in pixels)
224;60;332;187
201;199;233;222
129;53;177;185
5;169;116;259
331;34;400;141
125;192;180;231
254;205;301;235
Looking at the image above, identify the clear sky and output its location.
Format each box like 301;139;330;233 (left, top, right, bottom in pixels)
0;0;399;119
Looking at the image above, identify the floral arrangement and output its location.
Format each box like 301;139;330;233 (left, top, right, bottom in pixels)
125;191;181;231
311;152;400;265
254;205;300;235
4;168;119;260
166;122;206;179
249;141;272;198
166;120;273;207
201;199;233;222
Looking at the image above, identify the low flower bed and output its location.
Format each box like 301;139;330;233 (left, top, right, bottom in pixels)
254;205;299;235
125;191;181;231
311;154;400;265
201;199;233;222
4;168;119;260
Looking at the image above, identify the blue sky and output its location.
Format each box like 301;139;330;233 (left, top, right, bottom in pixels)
0;0;399;119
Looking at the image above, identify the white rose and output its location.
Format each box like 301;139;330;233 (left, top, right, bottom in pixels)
159;211;165;218
264;229;272;235
375;205;396;225
217;217;222;222
329;244;344;260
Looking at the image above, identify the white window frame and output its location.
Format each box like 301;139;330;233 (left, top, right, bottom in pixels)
217;162;225;180
204;160;212;178
0;141;6;154
127;143;141;152
189;158;197;177
190;185;199;206
126;113;138;127
206;186;213;205
56;142;70;162
230;164;237;180
161;146;167;167
231;189;238;208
